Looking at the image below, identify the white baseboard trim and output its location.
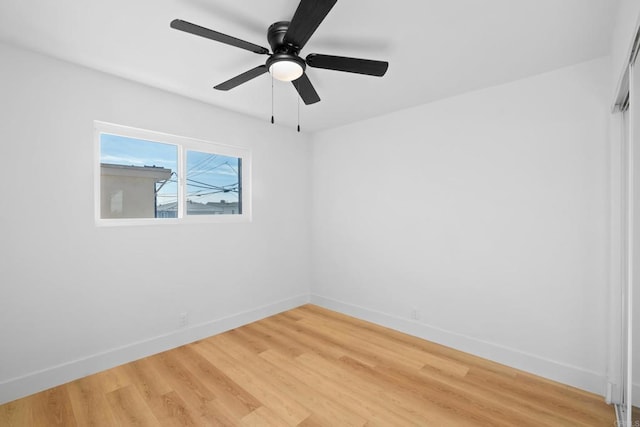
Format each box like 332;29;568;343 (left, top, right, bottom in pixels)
0;294;310;405
310;294;607;397
633;383;640;407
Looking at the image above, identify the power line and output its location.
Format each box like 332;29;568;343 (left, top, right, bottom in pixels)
186;153;217;173
188;160;236;179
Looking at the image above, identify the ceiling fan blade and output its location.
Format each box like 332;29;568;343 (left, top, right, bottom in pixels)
214;65;268;91
283;0;337;50
292;73;321;105
171;19;269;55
306;54;389;77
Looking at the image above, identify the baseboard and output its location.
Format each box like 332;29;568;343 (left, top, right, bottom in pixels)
310;294;607;397
0;293;310;405
1;293;608;405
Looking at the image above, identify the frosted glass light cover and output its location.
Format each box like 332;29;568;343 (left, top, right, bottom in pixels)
269;60;304;82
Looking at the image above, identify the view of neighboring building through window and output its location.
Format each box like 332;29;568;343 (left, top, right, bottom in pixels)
97;125;245;222
100;134;177;219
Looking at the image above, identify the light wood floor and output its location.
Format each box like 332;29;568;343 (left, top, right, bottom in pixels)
0;304;615;426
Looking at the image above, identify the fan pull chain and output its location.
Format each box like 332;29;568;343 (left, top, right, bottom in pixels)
297;80;301;132
271;74;274;124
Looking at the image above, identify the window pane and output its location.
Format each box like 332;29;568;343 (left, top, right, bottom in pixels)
100;133;177;219
186;150;241;215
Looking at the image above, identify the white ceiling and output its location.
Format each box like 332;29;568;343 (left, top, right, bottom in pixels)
0;0;618;132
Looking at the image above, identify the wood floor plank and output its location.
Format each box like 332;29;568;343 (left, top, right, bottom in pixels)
173;344;261;420
156;391;198;427
269;312;381;368
295;351;464;426
144;350;238;426
297;309;471;377
419;365;589;426
126;358;173;399
217;333;368;427
91;364;133;394
0;304;615;426
66;374;120;427
514;371;615;421
299;304;518;377
260;313;371;367
194;339;311;425
297;317;429;370
105;385;160;426
121;359;173;423
367;356;561;427
29;385;77;426
258;348;421;427
225;328;271;355
121;358;199;426
243;319;312;358
0;394;32;426
240;406;291;427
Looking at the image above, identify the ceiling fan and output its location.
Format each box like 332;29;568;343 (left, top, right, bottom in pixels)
170;0;389;105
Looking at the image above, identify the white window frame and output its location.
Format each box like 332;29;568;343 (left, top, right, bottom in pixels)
94;121;252;226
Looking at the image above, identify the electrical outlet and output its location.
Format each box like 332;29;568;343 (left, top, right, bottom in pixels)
179;312;188;328
410;309;420;320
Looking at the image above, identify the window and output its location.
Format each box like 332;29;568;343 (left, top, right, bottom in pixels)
95;121;251;225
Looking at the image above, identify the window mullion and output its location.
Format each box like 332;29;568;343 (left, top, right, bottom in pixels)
178;145;186;219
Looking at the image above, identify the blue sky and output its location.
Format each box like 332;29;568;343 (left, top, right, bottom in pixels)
100;133;240;206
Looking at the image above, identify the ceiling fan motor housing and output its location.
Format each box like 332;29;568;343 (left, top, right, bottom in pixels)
266;21;306;79
268;21;296;53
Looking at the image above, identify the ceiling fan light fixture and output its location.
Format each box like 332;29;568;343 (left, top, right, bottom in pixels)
267;54;306;82
270;60;303;82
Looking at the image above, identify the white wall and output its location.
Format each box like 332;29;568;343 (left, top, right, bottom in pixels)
0;41;311;404
310;57;611;395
